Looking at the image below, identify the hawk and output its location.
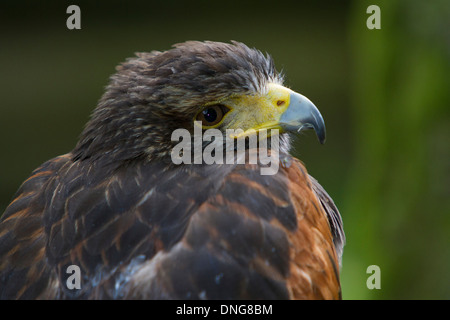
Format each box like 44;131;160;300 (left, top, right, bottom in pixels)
0;41;344;300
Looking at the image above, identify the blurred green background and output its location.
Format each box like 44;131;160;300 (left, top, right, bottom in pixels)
0;0;449;299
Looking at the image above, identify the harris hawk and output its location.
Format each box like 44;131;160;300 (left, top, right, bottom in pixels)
0;41;344;300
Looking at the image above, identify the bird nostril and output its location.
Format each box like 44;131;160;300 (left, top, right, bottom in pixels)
276;100;285;107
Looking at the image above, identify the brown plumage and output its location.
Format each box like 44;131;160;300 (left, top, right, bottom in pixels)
0;41;344;299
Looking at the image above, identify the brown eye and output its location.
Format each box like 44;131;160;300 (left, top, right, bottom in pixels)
196;105;229;127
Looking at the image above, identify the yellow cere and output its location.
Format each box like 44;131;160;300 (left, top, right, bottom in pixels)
223;83;292;138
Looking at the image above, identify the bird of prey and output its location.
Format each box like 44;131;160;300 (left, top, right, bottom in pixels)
0;41;344;300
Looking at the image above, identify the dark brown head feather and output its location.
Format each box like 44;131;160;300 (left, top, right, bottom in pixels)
72;41;282;165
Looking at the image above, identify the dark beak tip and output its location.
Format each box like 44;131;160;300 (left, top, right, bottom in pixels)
311;122;326;145
318;129;326;144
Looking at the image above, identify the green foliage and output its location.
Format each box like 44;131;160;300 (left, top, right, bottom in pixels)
341;0;450;299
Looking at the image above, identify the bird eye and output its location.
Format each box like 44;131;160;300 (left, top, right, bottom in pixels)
196;105;229;127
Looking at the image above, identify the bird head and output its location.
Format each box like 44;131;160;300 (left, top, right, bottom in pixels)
73;41;325;164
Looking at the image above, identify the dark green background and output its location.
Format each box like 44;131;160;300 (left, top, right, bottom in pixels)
1;0;449;299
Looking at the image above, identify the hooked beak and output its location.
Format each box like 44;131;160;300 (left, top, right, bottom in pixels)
226;83;326;144
279;90;326;144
